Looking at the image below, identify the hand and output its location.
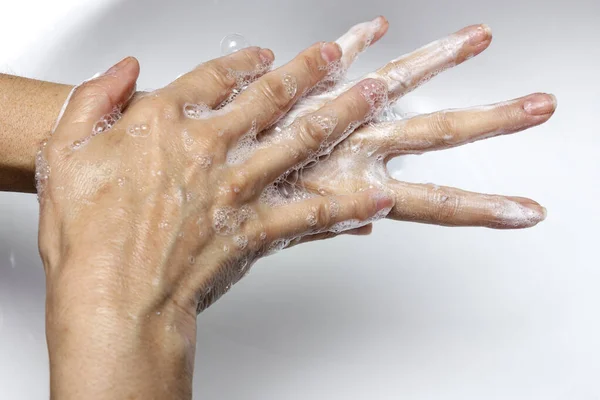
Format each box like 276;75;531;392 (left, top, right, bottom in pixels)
272;18;554;235
38;37;394;399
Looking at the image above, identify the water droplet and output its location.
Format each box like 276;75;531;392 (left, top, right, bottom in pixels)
282;73;298;98
193;154;213;169
234;235;248;250
71;139;86;150
9;251;16;268
159;221;170;229
220;33;250;56
127;123;151;137
184;103;213;120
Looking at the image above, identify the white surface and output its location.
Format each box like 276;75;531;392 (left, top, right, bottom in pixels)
1;0;599;398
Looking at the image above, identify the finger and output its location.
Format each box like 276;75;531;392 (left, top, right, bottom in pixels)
366;24;492;101
224;41;343;138
307;17;389;97
387;180;546;229
262;190;393;240
287;223;373;248
56;57;140;145
228;78;387;202
362;93;557;156
336;16;389;71
166;46;274;108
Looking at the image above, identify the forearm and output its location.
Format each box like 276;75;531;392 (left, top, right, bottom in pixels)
0;74;72;192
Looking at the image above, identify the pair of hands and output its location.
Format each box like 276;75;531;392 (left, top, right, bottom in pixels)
37;17;555;399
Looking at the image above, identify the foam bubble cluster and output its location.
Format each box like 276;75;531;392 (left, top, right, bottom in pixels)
127;123;151;137
233;234;248;250
266;238;291;256
329;203;391;233
359;80;389;121
259;181;315;208
192;153;213;169
282;73;298;98
219;60;273;108
93;107;122;135
226;120;258;164
69;107;125;150
183;103;212;119
34;140;50;196
212;205;256;236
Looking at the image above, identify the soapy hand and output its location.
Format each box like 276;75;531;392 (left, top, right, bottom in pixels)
36;18;556;399
38;43;396;319
272;18;553;240
39;34;401;399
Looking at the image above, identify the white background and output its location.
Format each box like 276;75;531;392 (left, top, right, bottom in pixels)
1;0;599;398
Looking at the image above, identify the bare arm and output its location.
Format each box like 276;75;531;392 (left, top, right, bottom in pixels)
0;74;72;192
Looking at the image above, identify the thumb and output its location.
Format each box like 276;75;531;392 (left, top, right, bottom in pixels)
53;56;140;144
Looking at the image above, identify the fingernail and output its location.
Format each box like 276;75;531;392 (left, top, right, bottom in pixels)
320;42;342;64
371;15;384;29
259;48;275;64
468;24;492;45
371;16;389;42
372;191;394;212
506;197;547;228
523;93;557;116
106;56;133;75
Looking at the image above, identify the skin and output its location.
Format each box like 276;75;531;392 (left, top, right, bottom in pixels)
0;17;556;399
41;38;395;399
282;18;553;231
0;18;555;232
0;75;72;192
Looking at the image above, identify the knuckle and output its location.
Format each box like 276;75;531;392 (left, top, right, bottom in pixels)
430;189;461;220
294;116;328;153
429;111;458;144
299;52;321;82
315;201;332;228
240;47;262;68
341;87;371;122
202;61;236;90
257;79;290;113
219;168;251;204
352;197;372;221
138;94;179;121
349;90;369;117
74;81;111;106
500;103;521;122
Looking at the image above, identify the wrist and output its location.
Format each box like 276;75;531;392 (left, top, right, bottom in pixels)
46;277;198;400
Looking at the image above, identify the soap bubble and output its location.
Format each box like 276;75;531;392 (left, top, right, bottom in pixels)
220;34;250;56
